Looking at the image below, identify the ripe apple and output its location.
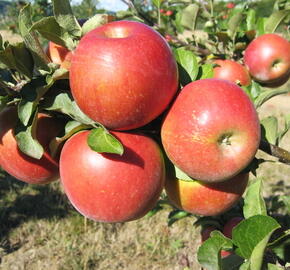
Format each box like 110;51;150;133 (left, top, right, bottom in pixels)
244;33;290;84
47;41;72;70
69;20;178;131
165;10;173;16
213;59;251;86
59;130;165;222
226;2;235;8
0;107;63;184
165;172;249;216
161;79;260;182
223;216;244;238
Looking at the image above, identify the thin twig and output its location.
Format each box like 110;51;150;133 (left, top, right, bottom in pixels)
259;140;290;165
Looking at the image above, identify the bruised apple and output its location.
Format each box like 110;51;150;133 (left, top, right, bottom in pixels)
161;79;260;182
59;130;165;222
0;107;62;184
165;173;249;216
70;20;178;130
213;59;251;86
244;33;290;84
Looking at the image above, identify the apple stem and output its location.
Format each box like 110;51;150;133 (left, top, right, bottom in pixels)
259;140;290;165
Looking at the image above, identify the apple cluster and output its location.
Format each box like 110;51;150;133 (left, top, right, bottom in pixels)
1;20;289;224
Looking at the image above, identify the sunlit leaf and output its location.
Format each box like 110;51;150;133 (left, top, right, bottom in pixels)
265;9;290;33
197;230;233;270
87;127;124;155
233;215;280;262
243;179;267;219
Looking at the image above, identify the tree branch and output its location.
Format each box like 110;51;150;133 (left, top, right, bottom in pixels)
259;140;290;165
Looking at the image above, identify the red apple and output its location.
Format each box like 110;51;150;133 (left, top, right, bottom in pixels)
0;107;62;184
47;41;72;70
244;33;290;84
165;10;173;16
161;79;260;182
226;2;235;8
59;130;165;222
69;20;178;131
165;173;249;216
213;59;251;86
223;216;244;238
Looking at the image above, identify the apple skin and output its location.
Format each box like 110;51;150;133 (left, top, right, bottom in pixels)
69;20;178;131
165;173;249;216
47;41;72;70
222;216;244;238
213;59;251;86
244;33;290;84
161;79;260;182
0;107;62;184
59;130;165;223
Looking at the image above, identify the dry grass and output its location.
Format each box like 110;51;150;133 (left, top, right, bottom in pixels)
0;31;289;270
0;177;201;270
0;30;22;44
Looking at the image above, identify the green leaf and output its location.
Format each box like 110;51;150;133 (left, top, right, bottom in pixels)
18;4;50;73
18;78;53;126
49;120;89;157
233;215;280;260
221;254;244;270
30;16;74;50
256;17;266;36
249;81;262;100
0;42;33;79
278;114;290;141
246;9;256;31
146;199;165;218
250;233;274;270
174;47;199;85
87;127;124;155
180;4;199;30
174;10;184;33
167;209;191;226
52;0;82;38
43;92;95;125
261;116;278;145
198;63;214;80
227;12;244;39
265;9;290;33
271;234;290;262
174;166;193;181
152;0;163;8
254;88;290;108
243;179;267;219
197;230;233;270
267;264;284;270
81;14;109;36
15;110;44;159
239;261;250;270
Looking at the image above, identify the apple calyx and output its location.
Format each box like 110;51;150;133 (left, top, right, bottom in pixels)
218;132;233;146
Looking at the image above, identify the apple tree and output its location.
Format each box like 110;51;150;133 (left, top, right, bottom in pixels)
0;0;289;269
